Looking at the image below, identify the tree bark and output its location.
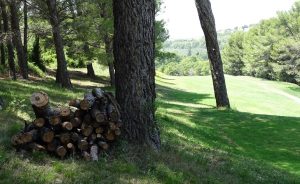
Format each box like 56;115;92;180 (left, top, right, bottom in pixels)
9;0;28;79
23;0;28;68
0;17;5;65
104;35;115;87
195;0;230;108
87;63;95;78
113;0;160;150
0;0;16;80
46;0;72;88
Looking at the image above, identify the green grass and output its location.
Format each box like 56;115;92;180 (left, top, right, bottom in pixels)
0;71;299;183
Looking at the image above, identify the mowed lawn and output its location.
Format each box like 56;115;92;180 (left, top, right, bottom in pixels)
0;72;299;183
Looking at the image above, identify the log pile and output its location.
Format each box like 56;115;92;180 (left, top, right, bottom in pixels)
11;88;122;161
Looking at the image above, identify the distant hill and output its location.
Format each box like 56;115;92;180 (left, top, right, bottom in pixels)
162;29;240;60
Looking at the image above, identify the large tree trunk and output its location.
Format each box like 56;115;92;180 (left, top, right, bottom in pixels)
23;0;28;67
87;63;95;78
9;0;28;79
46;0;72;88
0;0;16;80
113;0;160;150
195;0;230;108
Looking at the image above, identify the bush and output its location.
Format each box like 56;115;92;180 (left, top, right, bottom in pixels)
28;62;45;78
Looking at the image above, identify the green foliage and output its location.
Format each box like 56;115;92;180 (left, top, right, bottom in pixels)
30;36;46;72
222;31;245;76
223;1;300;85
159;57;210;76
28;62;45;78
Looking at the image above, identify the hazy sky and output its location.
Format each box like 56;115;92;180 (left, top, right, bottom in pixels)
158;0;297;40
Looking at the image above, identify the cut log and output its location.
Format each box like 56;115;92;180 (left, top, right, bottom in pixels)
109;122;117;130
69;99;80;109
90;145;98;161
22;129;38;144
47;139;60;152
74;109;85;118
41;128;55;143
107;104;120;121
114;128;121;136
78;139;89;151
105;130;115;141
56;146;67;158
71;132;80;142
60;107;71;121
92;88;105;99
71;117;82;128
95;127;104;134
98;141;109;150
30;92;49;108
90;107;106;123
62;121;73;131
82;125;93;137
83;114;92;124
80;93;95;110
82;151;91;161
59;132;71;145
33;118;45;128
28;143;46;152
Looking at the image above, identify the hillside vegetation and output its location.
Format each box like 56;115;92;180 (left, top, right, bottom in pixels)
0;71;299;183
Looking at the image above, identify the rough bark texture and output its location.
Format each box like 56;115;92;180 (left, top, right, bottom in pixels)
104;35;115;87
0;0;16;80
23;0;28;67
0;18;5;65
46;0;72;88
113;0;160;150
9;0;28;79
195;0;230;108
87;63;95;78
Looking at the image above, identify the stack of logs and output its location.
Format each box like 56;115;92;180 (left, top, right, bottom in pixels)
11;88;122;161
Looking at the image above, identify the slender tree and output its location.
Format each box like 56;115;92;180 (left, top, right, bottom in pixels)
9;0;28;79
0;15;5;65
113;0;160;149
46;0;72;88
195;0;230;108
0;0;16;80
23;0;28;67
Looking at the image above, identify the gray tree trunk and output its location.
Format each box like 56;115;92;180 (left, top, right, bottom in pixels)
23;0;28;68
9;0;28;79
0;0;16;80
0;16;5;65
46;0;72;88
195;0;230;108
113;0;160;150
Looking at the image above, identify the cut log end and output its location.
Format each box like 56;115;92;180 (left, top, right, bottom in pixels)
30;92;49;108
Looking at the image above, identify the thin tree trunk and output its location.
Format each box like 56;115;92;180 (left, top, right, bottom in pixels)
104;35;115;87
195;0;230;108
113;0;160;150
0;0;16;80
0;17;5;65
87;63;95;78
9;0;28;79
46;0;72;88
23;0;28;67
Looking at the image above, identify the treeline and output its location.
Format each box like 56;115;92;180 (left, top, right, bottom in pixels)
158;30;234;76
0;0;167;88
223;1;300;85
162;30;234;60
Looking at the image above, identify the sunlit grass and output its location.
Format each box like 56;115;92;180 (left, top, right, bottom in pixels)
0;71;299;183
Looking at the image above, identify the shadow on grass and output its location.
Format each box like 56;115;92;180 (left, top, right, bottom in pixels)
156;84;300;178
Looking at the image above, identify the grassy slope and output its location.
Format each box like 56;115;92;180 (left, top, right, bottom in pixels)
0;72;299;184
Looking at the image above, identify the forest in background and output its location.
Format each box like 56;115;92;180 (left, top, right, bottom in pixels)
160;1;300;86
